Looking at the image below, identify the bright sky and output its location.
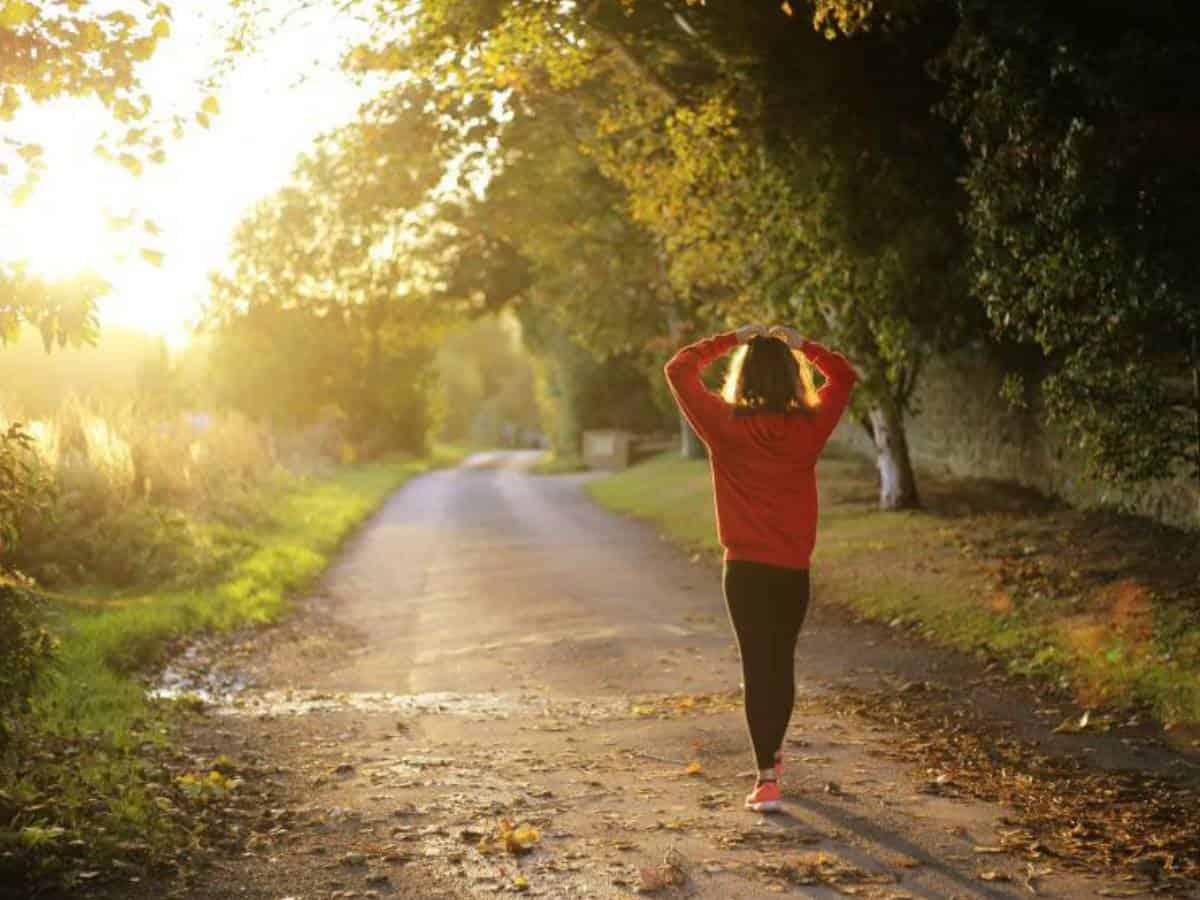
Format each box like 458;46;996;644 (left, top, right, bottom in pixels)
0;1;374;346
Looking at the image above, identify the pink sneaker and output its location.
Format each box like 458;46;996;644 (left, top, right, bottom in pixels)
745;779;782;813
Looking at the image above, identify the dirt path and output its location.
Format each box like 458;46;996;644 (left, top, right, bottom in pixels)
119;452;1199;899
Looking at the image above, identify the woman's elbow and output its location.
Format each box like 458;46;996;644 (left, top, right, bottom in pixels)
664;356;688;384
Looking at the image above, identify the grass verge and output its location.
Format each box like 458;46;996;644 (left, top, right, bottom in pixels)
530;451;587;475
586;450;1200;733
2;445;467;890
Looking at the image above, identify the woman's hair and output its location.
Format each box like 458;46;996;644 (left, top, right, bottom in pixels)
721;336;820;415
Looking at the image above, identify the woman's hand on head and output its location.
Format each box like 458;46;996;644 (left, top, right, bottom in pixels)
768;325;805;349
735;324;768;344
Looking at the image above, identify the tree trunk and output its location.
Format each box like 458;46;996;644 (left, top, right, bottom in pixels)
680;415;707;460
867;399;920;510
662;289;705;461
1192;331;1199;486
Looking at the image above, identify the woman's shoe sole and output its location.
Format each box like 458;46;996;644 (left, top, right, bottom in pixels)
746;800;782;813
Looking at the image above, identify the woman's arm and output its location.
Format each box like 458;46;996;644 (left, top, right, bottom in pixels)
769;326;858;447
800;338;858;446
664;326;763;446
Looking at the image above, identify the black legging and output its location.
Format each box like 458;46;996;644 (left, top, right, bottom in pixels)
722;559;811;771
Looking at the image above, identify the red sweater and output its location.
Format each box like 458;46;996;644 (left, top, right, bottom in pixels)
664;331;858;570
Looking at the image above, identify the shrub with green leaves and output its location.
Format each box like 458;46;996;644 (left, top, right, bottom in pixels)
0;573;57;748
0;423;48;554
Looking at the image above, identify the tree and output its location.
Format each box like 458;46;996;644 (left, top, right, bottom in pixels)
434;313;542;446
941;0;1200;485
376;0;973;506
204;116;453;455
453;93;684;456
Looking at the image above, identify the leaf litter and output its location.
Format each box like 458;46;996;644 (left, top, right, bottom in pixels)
818;684;1200;893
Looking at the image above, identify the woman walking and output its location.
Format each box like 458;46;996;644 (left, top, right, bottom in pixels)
664;323;857;812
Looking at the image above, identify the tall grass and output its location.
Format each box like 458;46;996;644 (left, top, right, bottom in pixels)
0;395;302;587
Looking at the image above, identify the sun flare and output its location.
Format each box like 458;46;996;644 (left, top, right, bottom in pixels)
0;1;371;346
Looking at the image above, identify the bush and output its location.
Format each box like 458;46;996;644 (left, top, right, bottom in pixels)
0;573;57;748
1;399;289;589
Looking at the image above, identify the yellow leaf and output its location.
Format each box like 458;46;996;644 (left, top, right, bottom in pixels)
0;1;37;28
479;817;540;855
118;154;143;176
512;874;529;892
10;181;33;207
0;85;18;120
140;248;165;266
78;21;103;49
113;98;138;122
200;95;220;116
130;36;156;62
152;18;170;39
506;823;539;853
685;760;703;776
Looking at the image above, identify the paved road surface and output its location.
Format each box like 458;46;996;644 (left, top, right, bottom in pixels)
135;451;1180;900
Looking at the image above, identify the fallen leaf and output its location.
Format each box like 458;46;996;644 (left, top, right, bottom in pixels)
478;817;540;855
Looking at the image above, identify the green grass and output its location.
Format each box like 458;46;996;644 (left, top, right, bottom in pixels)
3;446;467;887
35;451;458;737
587;451;1200;731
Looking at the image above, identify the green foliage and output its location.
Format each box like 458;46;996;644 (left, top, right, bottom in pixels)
338;0;976;504
244;0;1200;498
941;0;1200;484
204;111;453;457
517;304;673;455
0;421;49;555
0;265;106;352
0;572;56;748
435;314;542;446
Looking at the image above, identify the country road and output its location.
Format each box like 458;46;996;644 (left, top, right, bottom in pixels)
122;452;1197;900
